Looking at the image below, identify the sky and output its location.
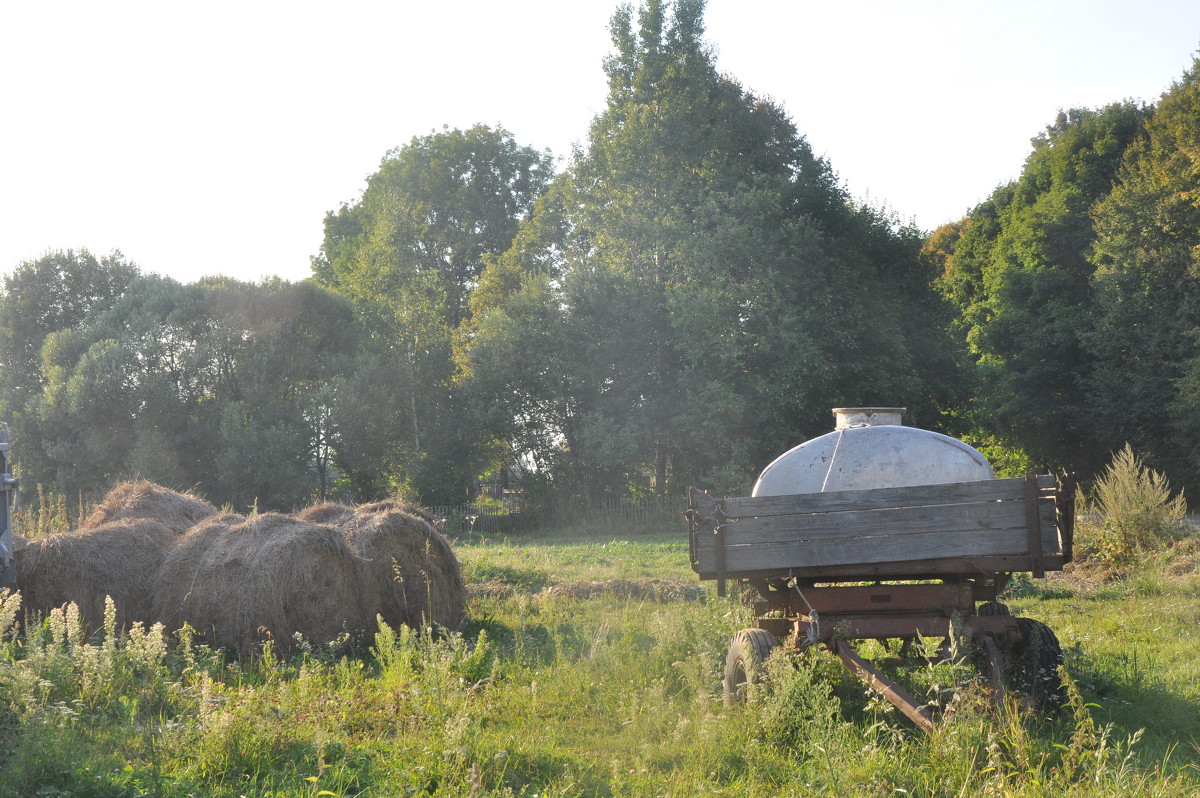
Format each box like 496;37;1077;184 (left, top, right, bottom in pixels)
3;0;1199;285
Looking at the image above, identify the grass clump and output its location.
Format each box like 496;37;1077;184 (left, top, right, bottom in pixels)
0;529;1198;796
1077;444;1190;569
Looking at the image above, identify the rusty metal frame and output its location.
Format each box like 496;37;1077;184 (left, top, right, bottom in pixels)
744;579;1023;733
830;639;934;733
695;476;1077;732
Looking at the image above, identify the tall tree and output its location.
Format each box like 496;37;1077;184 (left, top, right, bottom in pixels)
933;103;1148;474
1088;59;1200;487
7;271;359;510
0;250;138;420
314;125;552;503
466;0;964;504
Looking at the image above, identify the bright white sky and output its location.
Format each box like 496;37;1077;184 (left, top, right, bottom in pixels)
3;0;1199;285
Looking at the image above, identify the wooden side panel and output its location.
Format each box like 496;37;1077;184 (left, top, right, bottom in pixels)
711;477;1040;519
688;476;1064;578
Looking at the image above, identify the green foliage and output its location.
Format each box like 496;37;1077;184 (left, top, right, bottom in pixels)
933;103;1149;477
756;648;843;749
1078;443;1189;567
1086;58;1200;492
966;430;1037;478
466;0;965;510
0;532;1198;796
314;125;553;505
0;271;361;512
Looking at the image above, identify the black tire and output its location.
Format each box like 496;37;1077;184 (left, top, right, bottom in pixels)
723;628;779;706
977;600;1011;617
1010;617;1066;711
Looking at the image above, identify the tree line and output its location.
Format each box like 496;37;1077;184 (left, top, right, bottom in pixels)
3;0;1198;515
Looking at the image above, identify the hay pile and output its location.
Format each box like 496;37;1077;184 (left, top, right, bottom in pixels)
14;519;179;630
152;513;371;654
14;480;467;654
334;499;467;632
296;502;355;526
80;480;219;534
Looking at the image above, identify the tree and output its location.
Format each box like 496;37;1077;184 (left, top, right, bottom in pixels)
0;250;138;419
1088;59;1200;488
314;125;552;503
466;0;965;506
933;103;1148;474
5;270;360;511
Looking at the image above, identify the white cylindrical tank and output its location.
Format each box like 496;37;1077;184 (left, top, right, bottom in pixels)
751;407;994;496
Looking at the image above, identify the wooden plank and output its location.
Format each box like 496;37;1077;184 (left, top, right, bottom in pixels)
1057;473;1076;564
709;496;1056;550
714;499;1037;546
695;504;1060;572
694;554;1066;581
1025;475;1045;578
696;494;1057;559
698;525;1037;573
688;487;719;521
702;476;1053;521
688;476;1067;579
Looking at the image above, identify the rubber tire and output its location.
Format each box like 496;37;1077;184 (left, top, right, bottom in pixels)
977;600;1011;617
1011;617;1066;711
723;628;779;707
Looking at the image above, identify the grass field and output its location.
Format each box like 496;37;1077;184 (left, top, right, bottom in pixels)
1;527;1198;797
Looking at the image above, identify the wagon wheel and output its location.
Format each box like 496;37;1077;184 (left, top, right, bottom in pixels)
723;628;779;706
1009;617;1066;711
977;600;1011;617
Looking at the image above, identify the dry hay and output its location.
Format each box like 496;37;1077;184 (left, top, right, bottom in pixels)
354;498;440;526
13;519;179;630
335;500;466;632
466;580;519;600
80;480;218;535
152;513;370;654
296;502;355;526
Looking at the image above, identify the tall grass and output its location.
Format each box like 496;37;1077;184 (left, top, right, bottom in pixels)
1077;444;1190;568
0;533;1197;796
12;484;78;539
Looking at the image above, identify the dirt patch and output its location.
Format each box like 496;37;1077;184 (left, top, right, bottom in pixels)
469;577;707;603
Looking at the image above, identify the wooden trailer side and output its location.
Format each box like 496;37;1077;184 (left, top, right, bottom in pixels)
689;475;1070;584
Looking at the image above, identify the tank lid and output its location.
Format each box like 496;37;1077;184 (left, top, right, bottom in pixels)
832;407;905;430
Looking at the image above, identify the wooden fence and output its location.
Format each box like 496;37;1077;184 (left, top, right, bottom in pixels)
593;496;686;528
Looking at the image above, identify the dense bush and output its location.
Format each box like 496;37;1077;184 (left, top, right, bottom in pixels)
1077;443;1190;567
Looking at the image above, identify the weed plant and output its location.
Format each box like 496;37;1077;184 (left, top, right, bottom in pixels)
1076;444;1190;568
0;533;1197;796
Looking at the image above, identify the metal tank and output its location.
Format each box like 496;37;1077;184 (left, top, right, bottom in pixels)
751;407;993;497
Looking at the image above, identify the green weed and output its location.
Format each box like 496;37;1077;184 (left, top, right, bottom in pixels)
0;531;1196;796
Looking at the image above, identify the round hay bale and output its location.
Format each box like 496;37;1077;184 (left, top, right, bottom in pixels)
296;502;355;526
354;498;439;525
338;503;466;632
14;519;179;630
81;480;218;534
152;513;370;654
